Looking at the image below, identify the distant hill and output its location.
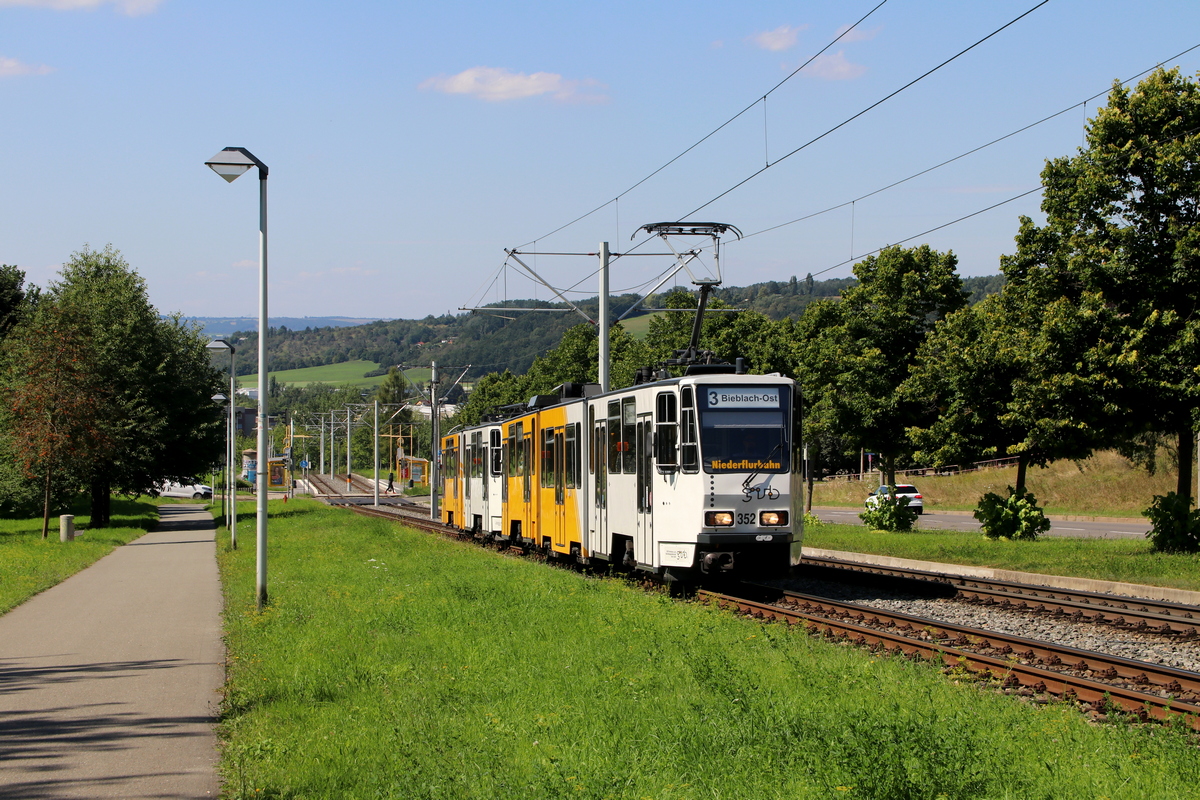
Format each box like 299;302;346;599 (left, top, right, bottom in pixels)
183;316;382;339
215;274;1005;381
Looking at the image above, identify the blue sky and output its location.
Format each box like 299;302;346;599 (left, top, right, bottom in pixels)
2;0;1199;321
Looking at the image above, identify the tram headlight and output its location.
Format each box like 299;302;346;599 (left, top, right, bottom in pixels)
759;511;788;527
704;511;734;527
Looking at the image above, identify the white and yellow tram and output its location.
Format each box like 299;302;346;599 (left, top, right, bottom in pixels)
440;371;803;582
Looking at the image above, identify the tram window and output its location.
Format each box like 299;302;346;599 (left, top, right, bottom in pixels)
541;428;555;488
681;387;699;473
594;423;606;508
565;423;579;489
490;429;503;475
511;423;524;478
607;401;620;473
587;406;595;475
655;392;678;469
622;398;636;474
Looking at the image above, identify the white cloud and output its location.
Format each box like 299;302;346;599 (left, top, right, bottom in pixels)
0;56;52;77
834;23;881;43
231;259;256;270
805;51;866;80
0;0;161;15
419;66;607;103
748;25;807;53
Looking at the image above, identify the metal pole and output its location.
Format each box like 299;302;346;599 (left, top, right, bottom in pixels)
330;414;335;478
229;348;237;550
374;400;380;507
319;414;325;476
430;361;440;521
346;407;352;491
289;414;295;499
599;242;610;392
255;168;269;611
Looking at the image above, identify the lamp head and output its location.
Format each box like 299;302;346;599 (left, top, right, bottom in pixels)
205;147;267;181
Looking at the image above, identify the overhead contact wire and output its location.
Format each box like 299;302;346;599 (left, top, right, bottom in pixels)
515;0;891;248
679;0;1053;220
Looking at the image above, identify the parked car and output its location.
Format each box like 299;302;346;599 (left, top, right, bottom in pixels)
158;482;213;500
865;484;923;514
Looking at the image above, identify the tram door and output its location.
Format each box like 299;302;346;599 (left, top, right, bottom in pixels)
591;419;607;560
521;427;534;544
634;414;653;566
553;429;567;548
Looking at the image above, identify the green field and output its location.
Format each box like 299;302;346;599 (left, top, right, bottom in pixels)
238;360;383;389
619;311;664;340
215;499;1200;799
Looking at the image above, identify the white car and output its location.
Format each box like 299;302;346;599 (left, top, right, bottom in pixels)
158;482;213;500
865;484;923;514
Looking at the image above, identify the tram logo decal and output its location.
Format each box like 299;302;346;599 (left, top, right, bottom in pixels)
712;459;781;471
742;486;781;502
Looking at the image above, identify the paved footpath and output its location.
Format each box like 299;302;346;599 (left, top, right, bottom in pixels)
0;505;224;799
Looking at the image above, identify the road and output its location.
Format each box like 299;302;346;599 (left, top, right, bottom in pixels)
811;506;1149;539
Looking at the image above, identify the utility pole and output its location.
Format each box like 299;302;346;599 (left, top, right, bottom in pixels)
599;241;610;392
346;406;352;491
374;400;380;507
430;361;440;521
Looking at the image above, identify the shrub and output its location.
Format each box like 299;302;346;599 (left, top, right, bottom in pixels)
859;495;918;532
973;487;1050;540
1143;492;1200;553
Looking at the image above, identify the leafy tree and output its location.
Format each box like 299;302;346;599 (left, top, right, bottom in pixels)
46;246;224;525
792;245;967;487
4;300;113;536
1004;67;1200;502
0;264;31;340
905;288;1124;494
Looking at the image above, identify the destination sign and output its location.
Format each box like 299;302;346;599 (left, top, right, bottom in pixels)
705;388;779;409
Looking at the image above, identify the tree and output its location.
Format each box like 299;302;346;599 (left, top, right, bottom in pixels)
4;301;113;536
45;246;224;525
0;264;31;340
905;288;1124;494
792;245;967;487
1005;67;1200;502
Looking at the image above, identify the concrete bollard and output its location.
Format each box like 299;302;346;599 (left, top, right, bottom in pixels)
60;515;75;542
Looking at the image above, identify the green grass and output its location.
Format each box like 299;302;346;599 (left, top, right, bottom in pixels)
238;360;382;389
812;450;1176;517
619;311;665;340
216;498;1200;799
804;521;1200;591
0;498;162;614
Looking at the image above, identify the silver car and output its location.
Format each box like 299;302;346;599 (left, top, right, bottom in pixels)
158;482;213;500
865;484;923;514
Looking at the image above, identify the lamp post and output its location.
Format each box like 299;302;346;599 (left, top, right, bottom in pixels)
207;338;237;550
206;146;269;610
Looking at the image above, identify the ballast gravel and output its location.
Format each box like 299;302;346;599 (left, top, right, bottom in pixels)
773;574;1200;673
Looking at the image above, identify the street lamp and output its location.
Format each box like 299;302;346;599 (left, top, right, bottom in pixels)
208;338;237;551
205;146;269;610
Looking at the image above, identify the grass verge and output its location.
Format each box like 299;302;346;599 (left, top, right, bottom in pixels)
0;497;161;615
804;522;1200;592
217;498;1200;799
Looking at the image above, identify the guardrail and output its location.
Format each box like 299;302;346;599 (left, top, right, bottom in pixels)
819;455;1020;482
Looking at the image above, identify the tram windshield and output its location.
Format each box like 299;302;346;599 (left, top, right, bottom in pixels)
696;385;791;474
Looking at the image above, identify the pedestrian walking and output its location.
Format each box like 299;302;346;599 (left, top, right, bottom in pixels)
386;471;395;495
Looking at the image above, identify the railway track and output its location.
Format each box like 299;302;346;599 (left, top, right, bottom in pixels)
803;554;1200;636
320;498;1200;727
706;586;1200;727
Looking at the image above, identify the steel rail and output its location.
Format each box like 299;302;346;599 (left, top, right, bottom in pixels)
701;588;1200;727
803;555;1200;634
